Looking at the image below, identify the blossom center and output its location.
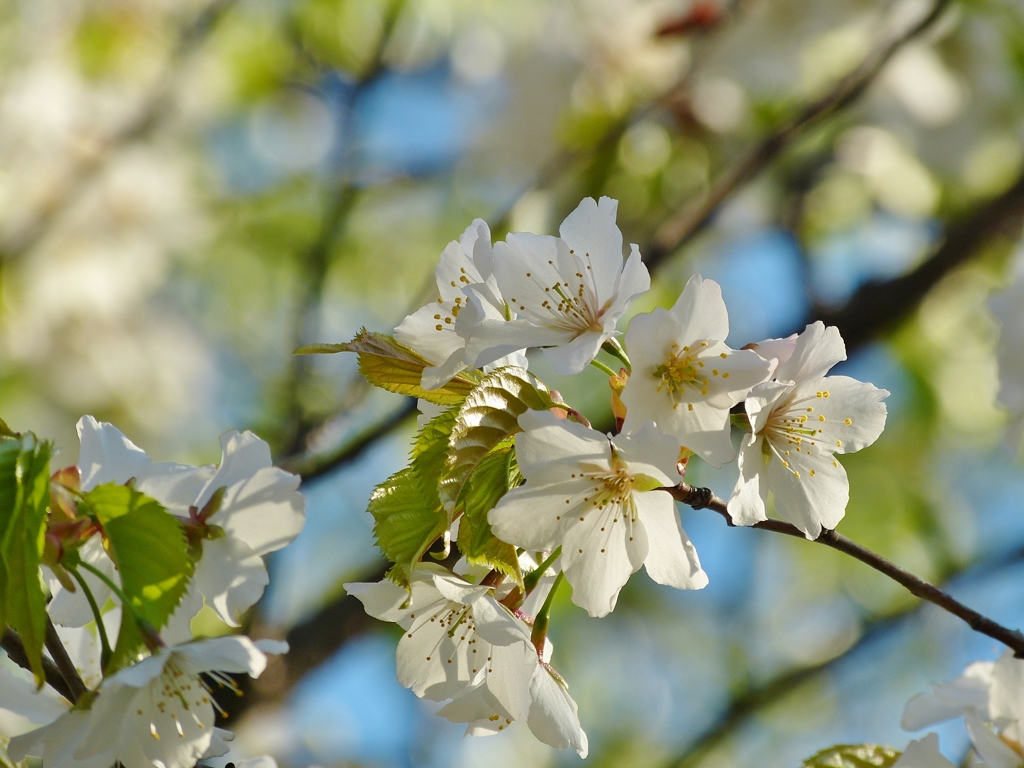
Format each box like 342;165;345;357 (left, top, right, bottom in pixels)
654;343;709;400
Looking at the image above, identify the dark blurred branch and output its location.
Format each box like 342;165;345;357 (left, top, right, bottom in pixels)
280;397;416;481
813;171;1024;347
1;628;76;703
0;0;240;260
646;0;953;264
668;482;1024;655
660;539;1024;768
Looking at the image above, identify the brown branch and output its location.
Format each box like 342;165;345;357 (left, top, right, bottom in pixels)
0;0;240;261
661;539;1024;768
1;628;76;703
814;171;1024;347
667;482;1024;657
44;619;87;704
646;0;954;265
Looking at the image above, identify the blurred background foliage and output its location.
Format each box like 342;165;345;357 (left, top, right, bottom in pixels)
1;0;1024;765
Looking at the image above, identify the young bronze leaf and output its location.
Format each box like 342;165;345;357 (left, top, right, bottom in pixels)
440;366;554;513
86;483;193;672
313;329;480;405
801;744;902;768
0;435;52;685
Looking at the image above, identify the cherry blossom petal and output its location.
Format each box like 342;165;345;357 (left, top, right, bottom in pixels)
965;712;1023;768
193;535;270;626
561;500;649;617
488;477;593;552
613;420;680;483
902;660;994;730
728;433;770;527
669;273;729;344
396;302;465;370
76;415;151;490
775;321;847;383
788;375;889;454
527;663;588;758
765;440;849;539
558;196;623;300
637;492;708;590
893;734;956;768
515;409;609;475
544;328;608;376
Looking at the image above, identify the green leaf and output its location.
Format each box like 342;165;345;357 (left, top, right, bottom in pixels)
85;484;193;671
0;435;52;685
456;443;521;585
369;468;447;587
370;407;459;586
439;367;554;512
307;329;481;405
801;744;902;768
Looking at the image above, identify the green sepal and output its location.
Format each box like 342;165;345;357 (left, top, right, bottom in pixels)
0;435;53;686
84;484;193;673
301;329;481;405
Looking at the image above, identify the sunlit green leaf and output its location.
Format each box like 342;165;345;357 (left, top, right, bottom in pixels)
439;366;554;512
369;467;447;587
801;744;902;768
455;443;521;585
85;484;192;672
0;435;52;686
323;329;480;405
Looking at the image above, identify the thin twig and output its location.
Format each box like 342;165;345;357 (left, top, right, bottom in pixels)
44;618;87;704
661;539;1024;768
647;0;954;264
666;482;1024;657
1;628;76;702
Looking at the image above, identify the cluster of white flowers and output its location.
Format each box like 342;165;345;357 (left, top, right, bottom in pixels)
899;651;1024;768
352;196;891;755
0;417;304;768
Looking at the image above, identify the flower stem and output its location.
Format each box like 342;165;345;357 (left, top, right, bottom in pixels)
69;566;113;670
665;481;1024;658
590;359;618;377
78;560;164;651
530;571;565;656
524;547;562;596
44;619;88;704
602;338;632;372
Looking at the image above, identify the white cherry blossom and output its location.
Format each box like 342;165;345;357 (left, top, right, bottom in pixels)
727;322;889;539
488;409;707;617
464;196;650;376
8;636;281;768
903;651;1024;768
395;219;526;389
346;565;535;729
346;565;587;755
620;274;774;466
893;734;956;768
48;417;304;639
